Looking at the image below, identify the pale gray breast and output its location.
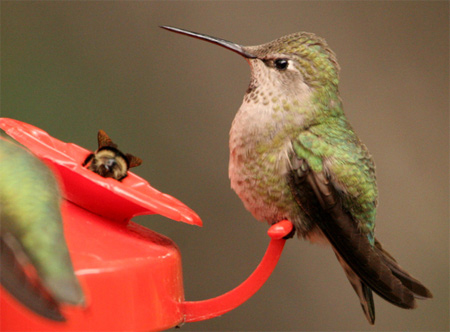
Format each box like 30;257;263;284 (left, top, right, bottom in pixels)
228;101;306;226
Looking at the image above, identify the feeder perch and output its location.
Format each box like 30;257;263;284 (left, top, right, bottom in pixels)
0;118;293;331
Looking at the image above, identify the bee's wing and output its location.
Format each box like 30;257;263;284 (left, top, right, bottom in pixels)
126;154;143;168
97;130;117;149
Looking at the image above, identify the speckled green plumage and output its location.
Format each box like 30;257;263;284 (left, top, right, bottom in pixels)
0;137;84;307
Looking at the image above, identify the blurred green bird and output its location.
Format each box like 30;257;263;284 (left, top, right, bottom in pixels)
0;135;85;321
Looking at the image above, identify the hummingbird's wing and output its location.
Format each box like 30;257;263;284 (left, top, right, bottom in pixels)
1;234;64;321
288;155;432;322
0;138;85;320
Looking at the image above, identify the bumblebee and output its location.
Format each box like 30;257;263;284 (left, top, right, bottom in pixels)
82;130;142;181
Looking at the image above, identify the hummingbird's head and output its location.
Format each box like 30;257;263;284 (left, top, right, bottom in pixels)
244;32;340;91
161;26;340;96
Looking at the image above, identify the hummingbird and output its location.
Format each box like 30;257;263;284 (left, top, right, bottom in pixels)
161;26;432;324
0;135;85;321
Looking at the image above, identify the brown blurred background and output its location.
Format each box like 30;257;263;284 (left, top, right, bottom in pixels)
2;1;448;331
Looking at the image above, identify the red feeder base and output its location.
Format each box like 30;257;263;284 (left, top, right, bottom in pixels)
1;200;186;331
1;118;292;331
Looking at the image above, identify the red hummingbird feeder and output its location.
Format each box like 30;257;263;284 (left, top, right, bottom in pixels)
0;118;293;331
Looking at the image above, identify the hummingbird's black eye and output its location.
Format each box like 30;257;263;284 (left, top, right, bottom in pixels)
274;59;288;70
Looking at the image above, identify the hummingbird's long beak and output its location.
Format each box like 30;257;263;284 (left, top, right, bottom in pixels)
160;26;257;59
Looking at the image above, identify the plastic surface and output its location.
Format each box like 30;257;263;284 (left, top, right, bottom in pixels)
1;201;186;331
182;220;293;322
0;118;293;331
0;118;199;331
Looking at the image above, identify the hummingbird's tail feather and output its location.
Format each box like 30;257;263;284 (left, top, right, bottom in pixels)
300;168;418;309
334;250;375;324
374;239;433;300
0;236;65;321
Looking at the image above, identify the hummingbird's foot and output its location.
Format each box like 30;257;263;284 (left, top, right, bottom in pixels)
283;226;296;239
